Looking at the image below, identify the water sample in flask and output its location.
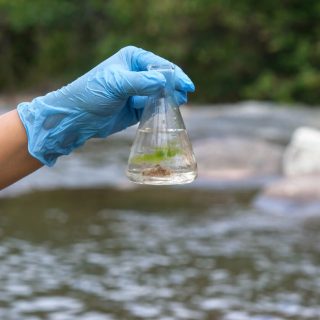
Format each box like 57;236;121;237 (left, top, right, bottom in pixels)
126;64;197;185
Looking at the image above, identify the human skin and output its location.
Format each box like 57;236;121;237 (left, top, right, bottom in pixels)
0;110;42;189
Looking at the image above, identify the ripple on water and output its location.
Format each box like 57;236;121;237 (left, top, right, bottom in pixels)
1;189;320;319
14;297;83;313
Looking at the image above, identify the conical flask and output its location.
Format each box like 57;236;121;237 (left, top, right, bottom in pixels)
126;64;197;185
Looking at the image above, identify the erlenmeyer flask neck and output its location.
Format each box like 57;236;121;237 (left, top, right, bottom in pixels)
148;64;175;97
138;64;183;131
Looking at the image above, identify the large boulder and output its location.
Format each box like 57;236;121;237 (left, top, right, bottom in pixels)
254;175;320;215
255;127;320;214
193;137;283;190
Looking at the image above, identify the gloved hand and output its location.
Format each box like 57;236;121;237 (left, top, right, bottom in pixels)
17;46;195;166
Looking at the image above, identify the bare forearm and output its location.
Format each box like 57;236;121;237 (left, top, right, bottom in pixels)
0;110;42;190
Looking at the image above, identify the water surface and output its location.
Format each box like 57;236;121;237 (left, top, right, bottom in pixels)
0;188;320;320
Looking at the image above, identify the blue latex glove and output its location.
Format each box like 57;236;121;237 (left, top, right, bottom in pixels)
17;46;195;166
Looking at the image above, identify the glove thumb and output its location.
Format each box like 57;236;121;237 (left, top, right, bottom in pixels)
115;69;166;97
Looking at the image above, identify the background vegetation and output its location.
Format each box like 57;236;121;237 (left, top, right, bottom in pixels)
1;0;320;104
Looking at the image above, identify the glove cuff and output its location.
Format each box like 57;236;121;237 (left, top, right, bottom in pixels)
17;98;96;166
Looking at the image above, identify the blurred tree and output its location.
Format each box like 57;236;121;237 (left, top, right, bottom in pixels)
0;0;320;104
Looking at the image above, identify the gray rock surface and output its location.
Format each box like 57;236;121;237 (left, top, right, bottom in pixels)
256;127;320;215
254;176;320;215
185;101;320;144
193;137;283;189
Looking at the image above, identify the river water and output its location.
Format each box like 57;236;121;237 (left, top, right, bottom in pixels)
1;102;320;319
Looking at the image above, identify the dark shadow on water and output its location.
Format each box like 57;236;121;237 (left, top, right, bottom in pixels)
0;186;255;212
0;187;255;244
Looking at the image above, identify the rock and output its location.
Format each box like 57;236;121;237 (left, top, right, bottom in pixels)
255;127;320;215
183;102;320;144
283;127;320;176
258;175;320;201
254;176;320;215
192;137;283;190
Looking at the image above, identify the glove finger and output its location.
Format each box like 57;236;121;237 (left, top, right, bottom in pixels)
174;66;195;93
117;70;166;97
131;96;148;109
174;90;188;105
131;47;195;92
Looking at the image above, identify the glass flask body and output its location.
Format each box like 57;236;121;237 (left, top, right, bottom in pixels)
126;64;197;185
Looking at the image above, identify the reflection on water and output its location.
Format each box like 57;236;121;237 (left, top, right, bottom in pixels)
0;188;320;320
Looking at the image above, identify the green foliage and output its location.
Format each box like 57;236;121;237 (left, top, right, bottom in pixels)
1;0;320;104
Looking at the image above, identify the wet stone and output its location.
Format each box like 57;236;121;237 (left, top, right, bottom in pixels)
254;175;320;215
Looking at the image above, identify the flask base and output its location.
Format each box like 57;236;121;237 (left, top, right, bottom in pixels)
126;170;197;185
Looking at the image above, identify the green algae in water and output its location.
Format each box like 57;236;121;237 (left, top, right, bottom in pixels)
132;146;181;164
